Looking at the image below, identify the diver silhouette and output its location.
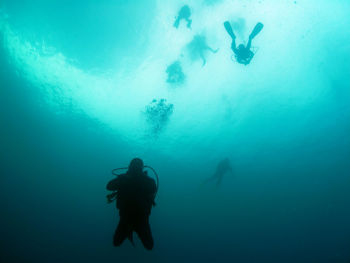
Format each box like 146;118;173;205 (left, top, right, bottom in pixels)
187;34;219;66
202;158;233;187
224;21;264;65
106;158;157;250
174;5;192;29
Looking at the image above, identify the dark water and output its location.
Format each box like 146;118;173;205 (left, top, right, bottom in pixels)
1;1;350;262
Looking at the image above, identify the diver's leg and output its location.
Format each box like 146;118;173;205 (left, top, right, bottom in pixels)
231;40;238;54
135;217;154;250
200;53;207;66
174;18;180;28
224;21;236;40
224;21;239;55
202;177;214;185
247;37;252;50
113;218;132;247
216;174;224;187
202;172;219;185
186;18;192;28
249;22;264;40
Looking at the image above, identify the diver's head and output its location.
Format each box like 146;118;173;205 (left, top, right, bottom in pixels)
238;44;245;50
128;158;144;175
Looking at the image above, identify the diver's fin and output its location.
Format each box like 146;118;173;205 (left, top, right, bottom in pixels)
249;22;264;40
128;232;135;247
224;21;236;40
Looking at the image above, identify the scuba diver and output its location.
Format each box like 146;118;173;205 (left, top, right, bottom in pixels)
174;5;192;29
224;21;264;65
106;158;158;250
187;34;219;66
202;158;233;187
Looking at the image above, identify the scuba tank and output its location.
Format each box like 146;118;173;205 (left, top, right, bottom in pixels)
107;166;159;203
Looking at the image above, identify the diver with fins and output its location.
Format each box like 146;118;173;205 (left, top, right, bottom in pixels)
224;21;264;65
106;158;158;250
174;5;192;29
202;158;233;187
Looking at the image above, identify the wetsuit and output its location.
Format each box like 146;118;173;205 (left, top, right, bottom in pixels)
107;171;156;250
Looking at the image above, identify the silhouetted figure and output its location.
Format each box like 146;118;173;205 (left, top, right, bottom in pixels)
166;61;185;85
187;34;219;66
174;5;192;29
202;158;233;186
106;158;157;250
224;21;264;65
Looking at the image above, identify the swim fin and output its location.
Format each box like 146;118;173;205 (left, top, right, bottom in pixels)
249;22;264;40
224;21;236;40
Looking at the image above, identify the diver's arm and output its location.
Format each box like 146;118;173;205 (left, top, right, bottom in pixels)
206;46;219;53
106;178;120;191
247;51;254;64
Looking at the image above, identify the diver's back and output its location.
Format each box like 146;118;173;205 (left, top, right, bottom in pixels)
117;173;156;216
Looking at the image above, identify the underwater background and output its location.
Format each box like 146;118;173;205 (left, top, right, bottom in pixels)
1;0;350;262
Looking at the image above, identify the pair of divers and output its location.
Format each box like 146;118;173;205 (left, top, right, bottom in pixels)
106;158;158;250
224;21;264;65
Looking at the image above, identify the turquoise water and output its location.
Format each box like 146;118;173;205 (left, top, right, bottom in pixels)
1;0;350;262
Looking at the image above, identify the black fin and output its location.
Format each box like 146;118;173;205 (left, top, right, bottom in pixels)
249;22;264;39
224;21;236;39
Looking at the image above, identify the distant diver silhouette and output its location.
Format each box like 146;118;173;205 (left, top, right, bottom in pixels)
202;158;233;187
224;21;263;65
174;5;192;29
166;61;185;85
187;34;219;66
106;158;158;250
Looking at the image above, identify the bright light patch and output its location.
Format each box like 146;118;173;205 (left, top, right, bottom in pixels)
1;0;349;157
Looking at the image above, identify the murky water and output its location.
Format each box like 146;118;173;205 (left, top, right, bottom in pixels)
1;1;350;262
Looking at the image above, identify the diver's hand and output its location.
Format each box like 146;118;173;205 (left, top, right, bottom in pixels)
106;192;117;204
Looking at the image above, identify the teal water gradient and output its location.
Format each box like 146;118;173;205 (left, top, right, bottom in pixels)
1;0;350;262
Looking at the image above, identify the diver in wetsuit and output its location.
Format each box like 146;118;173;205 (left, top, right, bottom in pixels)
202;158;233;187
174;5;192;29
187;34;219;66
106;158;157;250
224;21;264;65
